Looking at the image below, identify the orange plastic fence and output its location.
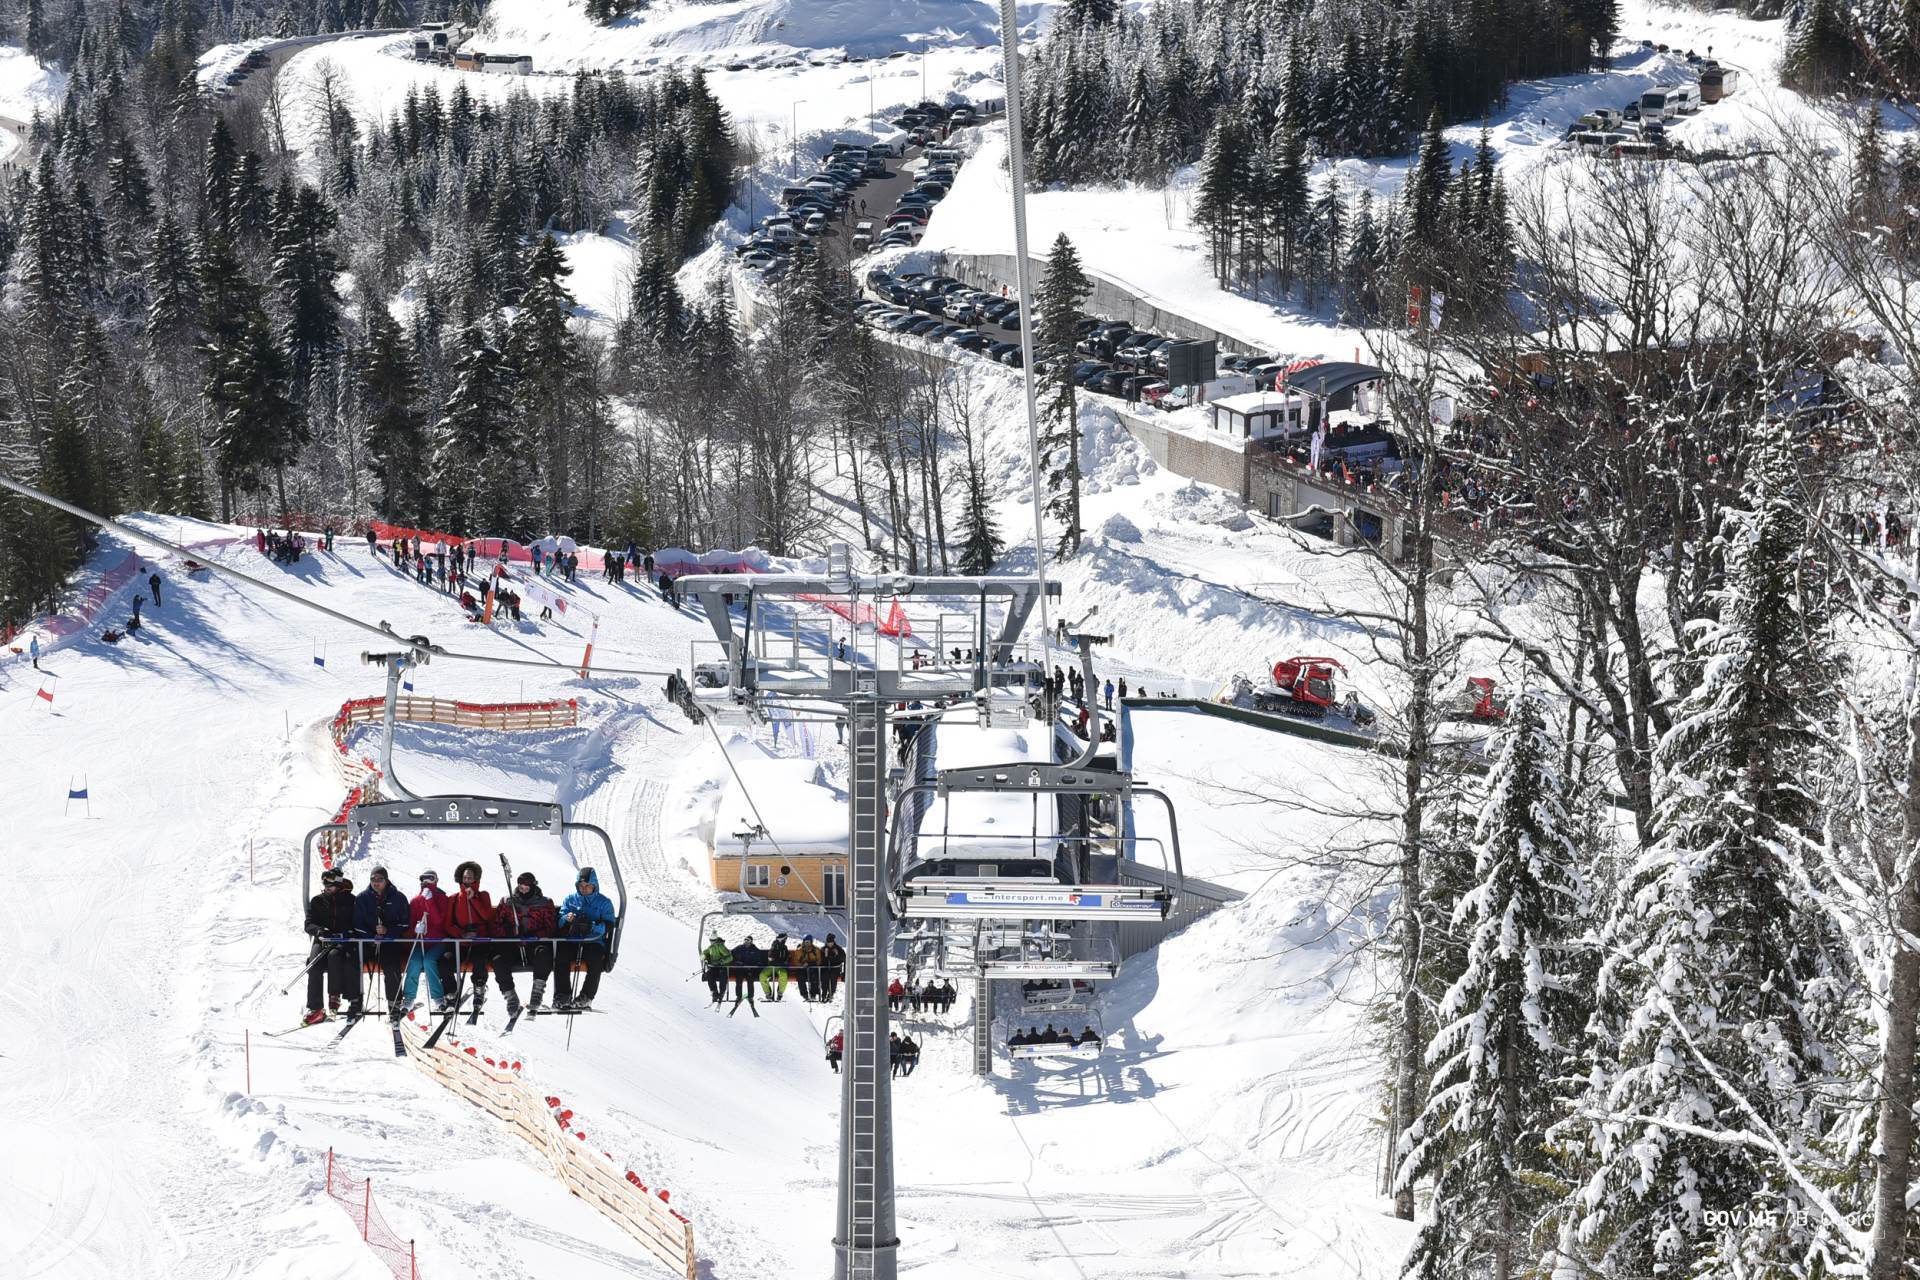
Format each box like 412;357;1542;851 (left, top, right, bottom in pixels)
324;1148;421;1279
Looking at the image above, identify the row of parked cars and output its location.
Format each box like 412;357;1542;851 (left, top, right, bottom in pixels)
1564;51;1738;162
736;140;905;276
859;266;1313;408
893;100;979;148
866;138;966;252
857;269;1027;358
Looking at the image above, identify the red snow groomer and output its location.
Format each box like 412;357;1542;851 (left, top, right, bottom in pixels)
1461;677;1507;722
1255;656;1347;718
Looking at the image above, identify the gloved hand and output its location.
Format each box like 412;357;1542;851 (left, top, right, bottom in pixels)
415;917;427;937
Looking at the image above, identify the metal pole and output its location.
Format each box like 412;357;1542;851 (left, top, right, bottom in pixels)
376;653;416;800
995;0;1056;664
833;696;898;1280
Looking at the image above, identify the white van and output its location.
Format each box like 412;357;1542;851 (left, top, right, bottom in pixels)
1639;88;1675;120
763;222;800;243
852;220;875;250
1668;85;1698;114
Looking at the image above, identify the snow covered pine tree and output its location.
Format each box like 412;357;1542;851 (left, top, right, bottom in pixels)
1556;423;1849;1276
1396;692;1587;1280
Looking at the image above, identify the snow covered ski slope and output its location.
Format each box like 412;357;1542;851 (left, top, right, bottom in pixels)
0;518;1409;1277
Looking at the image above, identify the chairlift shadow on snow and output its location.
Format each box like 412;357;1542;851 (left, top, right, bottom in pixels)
95;572;278;692
990;945;1168;1116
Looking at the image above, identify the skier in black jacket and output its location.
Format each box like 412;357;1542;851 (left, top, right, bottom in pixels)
729;938;766;1016
819;934;847;1002
303;868;362;1023
353;866;412;1015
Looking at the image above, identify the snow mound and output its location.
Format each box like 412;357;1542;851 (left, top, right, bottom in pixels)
1098;511;1142;543
1155;480;1255;533
1079;401;1155;493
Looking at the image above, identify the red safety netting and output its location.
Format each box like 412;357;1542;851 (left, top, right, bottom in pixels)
324;1149;421;1280
799;595;914;638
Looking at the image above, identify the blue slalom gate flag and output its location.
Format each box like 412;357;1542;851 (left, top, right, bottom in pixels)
313;653;326;667
67;784;88;800
403;677;414;692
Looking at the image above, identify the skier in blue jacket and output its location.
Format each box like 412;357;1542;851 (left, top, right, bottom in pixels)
353;866;412;1013
554;867;617;1011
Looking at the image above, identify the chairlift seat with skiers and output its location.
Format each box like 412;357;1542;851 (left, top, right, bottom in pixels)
306;794;630;971
1005;1012;1106;1061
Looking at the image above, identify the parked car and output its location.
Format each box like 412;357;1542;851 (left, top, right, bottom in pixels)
997;345;1024;367
1071;361;1111;386
803;212;829;235
946;329;988;351
852;220;875;250
986;341;1019;362
997;305;1023;330
907;317;943;335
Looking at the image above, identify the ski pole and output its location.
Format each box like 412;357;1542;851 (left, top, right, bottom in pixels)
280;943;334;995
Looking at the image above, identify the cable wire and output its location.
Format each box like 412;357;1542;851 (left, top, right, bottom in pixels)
0;471;679;679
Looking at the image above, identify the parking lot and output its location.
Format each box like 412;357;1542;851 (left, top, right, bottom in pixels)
734;100;986;282
854;269;1306;412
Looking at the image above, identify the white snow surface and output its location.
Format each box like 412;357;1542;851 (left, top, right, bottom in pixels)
0;512;1410;1278
482;0;1062;62
0;43;63;163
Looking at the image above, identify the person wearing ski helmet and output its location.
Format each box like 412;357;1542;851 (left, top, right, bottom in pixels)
490;871;557;1016
761;932;792;1002
728;934;766;1015
819;933;846;1002
303;868;361;1024
702;934;732;1005
555;867;616;1011
402;870;454;1014
791;934;824;1002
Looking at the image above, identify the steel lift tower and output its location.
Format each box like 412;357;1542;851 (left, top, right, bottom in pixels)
675;546;1057;1280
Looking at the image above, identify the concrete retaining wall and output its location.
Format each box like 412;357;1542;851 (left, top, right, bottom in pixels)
933;251;1269;353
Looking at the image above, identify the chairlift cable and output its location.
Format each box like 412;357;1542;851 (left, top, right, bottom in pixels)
0;472;680;678
699;708;799;868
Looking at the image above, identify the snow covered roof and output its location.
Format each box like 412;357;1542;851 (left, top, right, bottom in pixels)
918;719;1059;858
713;757;848;856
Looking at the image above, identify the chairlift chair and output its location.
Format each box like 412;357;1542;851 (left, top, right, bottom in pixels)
1004;1009;1107;1062
303;793;630;972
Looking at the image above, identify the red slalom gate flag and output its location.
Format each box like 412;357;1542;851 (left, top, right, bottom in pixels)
36;685;53;704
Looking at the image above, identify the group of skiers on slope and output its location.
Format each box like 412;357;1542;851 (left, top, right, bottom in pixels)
702;932;846;1014
605;547;655;585
823;1030;921;1077
100;567;165;645
1009;1025;1103;1049
302;860;617;1025
888;976;959;1015
255;528;309;564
